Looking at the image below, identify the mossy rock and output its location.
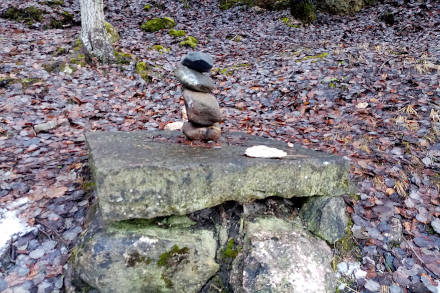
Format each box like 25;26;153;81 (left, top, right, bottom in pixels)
150;45;170;54
114;50;132;64
136;61;152;81
290;0;316;24
104;21;120;43
45;0;64;6
141;17;175;32
317;0;364;15
2;6;44;25
48;10;74;29
280;16;300;28
168;29;185;37
180;36;197;48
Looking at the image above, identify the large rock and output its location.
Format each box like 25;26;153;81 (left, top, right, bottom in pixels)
86;131;351;223
299;196;348;244
69;216;219;293
183;89;222;126
230;217;337;293
175;64;215;93
182;52;214;73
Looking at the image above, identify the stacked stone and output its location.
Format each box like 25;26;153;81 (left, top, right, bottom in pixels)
175;52;222;141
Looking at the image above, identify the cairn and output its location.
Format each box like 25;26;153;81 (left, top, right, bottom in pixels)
175;52;222;141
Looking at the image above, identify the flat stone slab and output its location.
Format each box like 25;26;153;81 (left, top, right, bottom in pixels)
86;131;351;223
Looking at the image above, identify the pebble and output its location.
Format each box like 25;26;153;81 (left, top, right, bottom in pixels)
0;277;7;291
389;285;404;293
29;248;45;259
34;121;58;133
181;52;214;73
62;226;82;241
364;279;381;292
431;218;440;234
182;122;221;141
174;64;214;93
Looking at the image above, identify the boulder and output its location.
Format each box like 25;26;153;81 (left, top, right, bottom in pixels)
69;216;219;293
175;64;215;93
85;131;352;223
182;122;221;141
299;196;348;244
183;89;222;126
230;216;337;293
182;52;214;73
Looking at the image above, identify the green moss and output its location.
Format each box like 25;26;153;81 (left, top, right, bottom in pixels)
104;21;120;43
290;0;316;24
114;50;132;64
141;17;176;32
221;239;239;259
219;0;247;10
297;52;328;62
157;245;190;267
46;0;64;6
179;36;197;48
136;61;151;81
143;4;152;11
150;45;170;54
73;38;83;51
125;250;152;267
161;273;174;288
111;218;155;231
280;17;300;28
71;53;87;67
168;29;185;37
82;181;96;192
3;6;44;25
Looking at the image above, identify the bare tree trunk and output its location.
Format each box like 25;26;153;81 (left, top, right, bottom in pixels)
80;0;114;63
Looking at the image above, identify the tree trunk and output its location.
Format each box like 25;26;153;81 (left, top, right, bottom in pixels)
80;0;114;63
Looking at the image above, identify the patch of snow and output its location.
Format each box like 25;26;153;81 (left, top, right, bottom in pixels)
0;205;33;252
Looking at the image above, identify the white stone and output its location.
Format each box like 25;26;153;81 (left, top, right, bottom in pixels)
245;145;287;158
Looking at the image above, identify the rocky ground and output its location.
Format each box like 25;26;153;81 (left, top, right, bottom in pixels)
0;0;439;292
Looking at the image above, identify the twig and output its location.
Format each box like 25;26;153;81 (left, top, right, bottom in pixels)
405;239;440;278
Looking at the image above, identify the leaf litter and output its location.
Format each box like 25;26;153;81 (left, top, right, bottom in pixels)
0;0;439;292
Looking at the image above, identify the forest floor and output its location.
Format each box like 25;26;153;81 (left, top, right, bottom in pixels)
0;0;439;292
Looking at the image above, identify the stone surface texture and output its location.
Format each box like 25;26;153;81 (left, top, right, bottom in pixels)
70;217;219;293
183;89;222;126
181;51;214;72
299;196;348;244
174;64;214;93
86;131;352;223
182;122;221;141
230;217;337;293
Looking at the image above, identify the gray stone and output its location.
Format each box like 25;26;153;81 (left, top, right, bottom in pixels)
34;120;58;133
389;285;404;293
29;248;45;259
182;52;214;73
299;196;348;244
230;217;336;293
70;218;219;293
183;89;222;126
62;226;82;241
0;277;7;291
175;64;215;93
387;217;403;244
431;217;440;234
364;279;381;292
86;131;352;223
182;122;221;141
